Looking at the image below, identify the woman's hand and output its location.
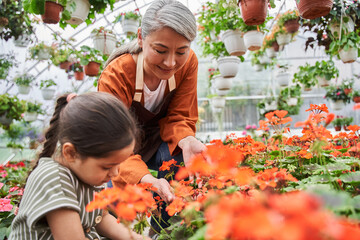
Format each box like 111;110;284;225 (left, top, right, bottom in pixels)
178;136;207;168
140;174;174;203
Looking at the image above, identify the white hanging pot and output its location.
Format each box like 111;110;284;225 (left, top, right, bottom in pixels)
339;47;358;63
259;108;265;115
211;96;226;109
216;88;229;97
217;56;240;78
14;34;31;48
258;55;270;65
91;32;117;55
265;47;277;58
330;100;345;111
122;19;139;35
243;30;264;51
317;76;330;87
37;49;51;60
329;18;354;37
276;33;292;46
24;112;38;122
41;88;56;100
253;64;263;72
221;29;246;56
17;85;31;95
66;0;90;25
213;75;232;90
265;101;277;111
276;72;291;87
287;97;298;106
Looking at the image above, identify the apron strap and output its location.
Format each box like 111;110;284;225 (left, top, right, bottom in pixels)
133;52;176;102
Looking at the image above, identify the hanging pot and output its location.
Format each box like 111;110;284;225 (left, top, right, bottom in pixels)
121;18;139;36
238;0;268;26
17;85;31;95
287;97;298;106
216;88;229;97
217;56;240;78
272;41;280;52
91;32;117;55
328;17;354;38
316;76;330;87
253;64;263;72
213;75;232;90
265;101;277;111
41;88;56;100
344;88;352;95
258;55;270;65
265;47;277;58
0;113;12;126
284;19;300;33
243;30;264;51
84;61;101;76
276;72;291;87
41;1;64;24
66;0;90;25
221;29;247;56
296;0;333;20
37;49;51;60
211;96;226;109
334;125;342;131
339;47;358;63
14;34;31;48
353;96;360;103
24;112;38;122
276;33;292;46
330;100;345;111
59;61;72;70
74;71;84;81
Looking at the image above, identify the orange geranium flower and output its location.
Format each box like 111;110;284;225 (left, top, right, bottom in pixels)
159;159;177;171
166;197;185;216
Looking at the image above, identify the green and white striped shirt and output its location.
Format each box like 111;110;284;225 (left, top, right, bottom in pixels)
9;157;104;240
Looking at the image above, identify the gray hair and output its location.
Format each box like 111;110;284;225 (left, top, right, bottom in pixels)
105;0;196;67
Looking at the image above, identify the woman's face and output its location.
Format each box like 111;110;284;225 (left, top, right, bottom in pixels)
138;27;191;80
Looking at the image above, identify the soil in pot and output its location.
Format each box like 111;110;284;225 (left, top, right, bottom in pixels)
41;1;64;24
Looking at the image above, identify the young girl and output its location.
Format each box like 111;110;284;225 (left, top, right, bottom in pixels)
9;92;148;240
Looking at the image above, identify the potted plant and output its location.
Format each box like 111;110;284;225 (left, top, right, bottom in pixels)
340;78;354;95
351;90;360;103
275;64;291;87
277;9;300;34
217;56;240;78
324;85;352;110
332;116;343;131
212;74;232;91
342;116;353;131
91;27;117;55
4;122;26;151
114;9;141;36
23;0;66;24
0;94;26;128
14;73;35;95
327;31;360;63
70;62;84;80
272;24;292;47
62;0;90;25
264;96;278;112
0;53;17;80
277;85;303;115
79;45;105;76
29;42;56;61
40;79;57;100
238;0;276;26
313;60;339;87
243;23;267;51
293;63;317;91
24;101;44;122
295;0;333;20
263;34;278;58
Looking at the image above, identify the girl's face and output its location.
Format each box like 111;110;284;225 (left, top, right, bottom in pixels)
138;26;191;81
64;141;135;186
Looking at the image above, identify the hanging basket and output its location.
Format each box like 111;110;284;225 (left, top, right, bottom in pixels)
296;0;333;20
74;71;84;81
253;64;263;72
38;49;52;60
221;29;247;56
121;19;139;36
276;33;292;46
213;75;232;90
238;0;268;26
84;61;101;76
265;47;277;58
243;30;264;51
59;61;72;70
317;76;330;87
276;72;291;87
353;96;360;103
211;96;226;109
216;88;229;97
284;19;300;33
217;56;240;78
330;100;345;111
65;0;90;25
17;85;31;95
265;101;277;111
14;34;31;48
287;98;298;106
91;32;117;55
41;1;64;24
272;41;280;52
41;88;56;100
24;112;38;122
339;47;358;63
0;113;12;127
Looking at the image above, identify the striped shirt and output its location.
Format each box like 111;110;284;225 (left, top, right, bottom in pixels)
9;157;104;240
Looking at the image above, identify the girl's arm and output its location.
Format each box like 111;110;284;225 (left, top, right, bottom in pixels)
46;208;87;240
95;211;150;240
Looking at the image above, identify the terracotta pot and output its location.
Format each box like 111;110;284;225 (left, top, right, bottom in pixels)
59;61;72;70
84;62;101;76
272;41;279;52
344;88;352;95
238;0;268;26
74;71;84;81
343;125;349;131
296;0;333;20
334;126;341;131
284;19;300;33
41;1;64;24
353;96;360;103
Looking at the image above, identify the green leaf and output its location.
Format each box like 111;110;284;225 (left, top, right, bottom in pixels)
188;225;207;240
339;172;360;184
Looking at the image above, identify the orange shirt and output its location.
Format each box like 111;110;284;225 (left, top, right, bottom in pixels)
98;50;199;187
